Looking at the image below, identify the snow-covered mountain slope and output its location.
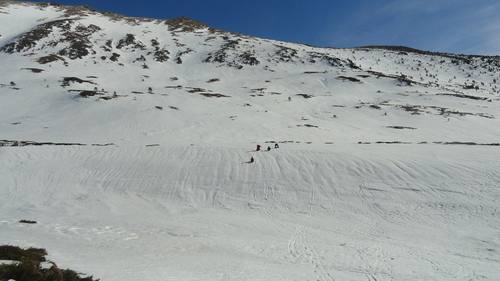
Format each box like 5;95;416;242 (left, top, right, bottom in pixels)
1;2;499;281
1;1;499;145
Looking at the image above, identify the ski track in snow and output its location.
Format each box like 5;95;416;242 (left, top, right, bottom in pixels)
1;144;498;280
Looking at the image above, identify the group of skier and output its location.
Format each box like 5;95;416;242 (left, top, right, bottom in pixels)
251;143;279;163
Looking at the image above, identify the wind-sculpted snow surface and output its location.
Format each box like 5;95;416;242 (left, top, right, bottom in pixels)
1;144;498;280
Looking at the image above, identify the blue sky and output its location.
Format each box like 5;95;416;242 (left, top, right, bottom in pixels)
25;0;500;55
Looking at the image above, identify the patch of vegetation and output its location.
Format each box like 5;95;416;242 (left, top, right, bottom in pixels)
0;245;99;281
297;94;314;99
22;68;44;73
274;45;298;63
463;84;479;90
165;17;214;33
175;49;193;64
91;143;115;147
375;141;412;144
397;74;413;86
208;38;239;63
133;55;146;63
475;113;495;119
151;39;160;48
61;77;95;87
250;88;266;93
116;34;146;50
298;124;318;128
149;49;170;62
367;70;419;86
203;38;256;68
0;140;115;147
200;93;230;98
398;104;423;115
3;18;102;59
19;220;37;224
99;96;115;101
37;54;66;64
0;140;86;147
59;24;102;60
303;71;325;74
442;142;499;146
337;76;362;83
186;87;208;93
165;85;182;89
238;51;259;66
0;20;69;53
101;39;113;52
307;52;344;67
387;103;495;119
354;45;496;67
0;245;47;262
437;93;489;101
79;90;99;97
109;53;120;62
386;126;416;130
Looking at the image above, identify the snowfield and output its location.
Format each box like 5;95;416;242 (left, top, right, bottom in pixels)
1;144;499;280
0;1;499;280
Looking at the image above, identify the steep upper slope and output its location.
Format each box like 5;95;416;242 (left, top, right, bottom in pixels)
0;1;499;145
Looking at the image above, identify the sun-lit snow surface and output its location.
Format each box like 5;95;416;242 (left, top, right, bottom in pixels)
0;2;499;280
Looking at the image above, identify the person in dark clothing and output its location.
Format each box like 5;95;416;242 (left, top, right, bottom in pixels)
274;143;279;148
256;145;261;151
267;146;271;151
250;156;255;163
